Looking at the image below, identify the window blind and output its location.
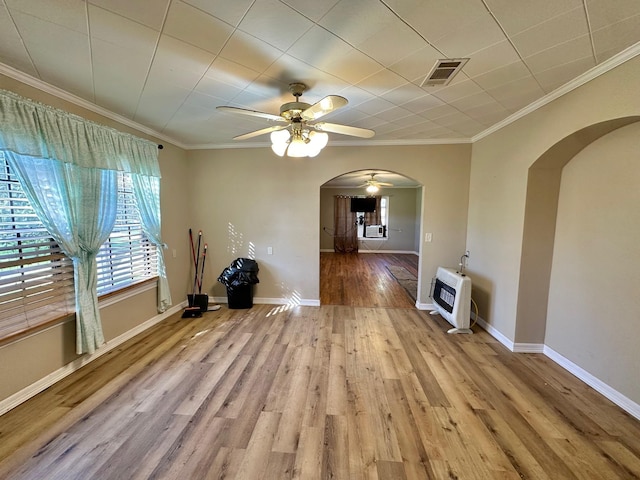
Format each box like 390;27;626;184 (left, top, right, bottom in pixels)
0;154;75;338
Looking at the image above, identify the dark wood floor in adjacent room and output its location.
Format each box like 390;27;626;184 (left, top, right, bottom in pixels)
320;252;419;307
1;254;639;479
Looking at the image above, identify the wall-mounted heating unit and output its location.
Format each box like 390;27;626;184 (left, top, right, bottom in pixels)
430;267;472;334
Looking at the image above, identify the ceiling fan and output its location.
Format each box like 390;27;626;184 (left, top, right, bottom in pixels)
216;82;375;157
359;173;393;193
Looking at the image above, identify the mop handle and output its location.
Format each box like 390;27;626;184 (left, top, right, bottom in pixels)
199;244;207;294
189;228;201;290
192;230;202;295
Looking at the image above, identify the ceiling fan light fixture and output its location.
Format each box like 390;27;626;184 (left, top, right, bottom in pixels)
366;184;379;193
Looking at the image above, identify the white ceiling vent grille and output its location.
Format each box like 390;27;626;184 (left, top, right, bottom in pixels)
421;58;469;87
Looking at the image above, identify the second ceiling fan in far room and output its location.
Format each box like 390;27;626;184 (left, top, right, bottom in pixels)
217;82;375;158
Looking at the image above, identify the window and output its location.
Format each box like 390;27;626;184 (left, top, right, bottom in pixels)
96;172;157;296
356;196;389;239
0;152;157;340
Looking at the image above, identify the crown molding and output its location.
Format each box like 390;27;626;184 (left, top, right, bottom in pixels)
189;137;471;150
0;62;187;150
472;41;640;142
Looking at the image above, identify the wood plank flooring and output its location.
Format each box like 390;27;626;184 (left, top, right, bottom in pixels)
320;252;418;307
1;304;639;479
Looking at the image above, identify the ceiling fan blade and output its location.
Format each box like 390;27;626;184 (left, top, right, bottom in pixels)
301;95;348;121
377;182;394;186
233;125;288;140
217;106;286;123
313;122;375;138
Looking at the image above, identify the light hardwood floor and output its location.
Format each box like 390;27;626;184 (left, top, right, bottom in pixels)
1;256;639;479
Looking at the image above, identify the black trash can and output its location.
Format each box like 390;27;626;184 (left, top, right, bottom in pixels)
218;258;259;309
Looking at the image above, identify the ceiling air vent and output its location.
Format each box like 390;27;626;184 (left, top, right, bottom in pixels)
421;58;469;87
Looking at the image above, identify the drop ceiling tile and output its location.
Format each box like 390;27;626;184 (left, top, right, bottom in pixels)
449;91;497;111
524;35;593;74
356;69;408;96
88;0;169;31
335;85;376;108
163;0;234;54
319;0;397;46
204;57;261;90
388;45;443;84
419;103;460;120
91;38;149;118
511;7;590;58
534;55;596;92
0;4;37;76
281;0;340;22
10;10;93;99
592;14;640;62
287;26;352;68
317;48;384;85
373;106;414;122
182;0;253;27
134;81;191;129
353;96;397;116
6;0;87;33
432;78;484;103
485;0;583;35
470;60;531;91
487;75;545;110
434;12;506;57
89;4;158;52
381;83;434;106
356;19;426;68
194;75;244;101
399;94;445;115
147;35;215;89
263;54;348;93
461;40;521;77
220;30;283;73
465;102;511;125
384;0;488;43
585;0;640;30
238;0;313;51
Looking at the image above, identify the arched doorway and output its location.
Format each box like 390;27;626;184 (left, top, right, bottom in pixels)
319;169;423;307
515;116;640;344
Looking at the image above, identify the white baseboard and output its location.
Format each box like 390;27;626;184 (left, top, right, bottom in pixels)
0;302;184;417
210;296;320;307
544;346;640;421
472;312;640;421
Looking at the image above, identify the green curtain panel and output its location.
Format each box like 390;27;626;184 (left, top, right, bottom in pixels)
0;89;169;354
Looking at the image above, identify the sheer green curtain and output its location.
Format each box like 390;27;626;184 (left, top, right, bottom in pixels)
132;174;171;312
0;89;165;354
6;154;117;353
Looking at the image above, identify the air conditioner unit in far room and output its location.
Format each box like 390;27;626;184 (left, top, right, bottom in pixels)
365;225;384;237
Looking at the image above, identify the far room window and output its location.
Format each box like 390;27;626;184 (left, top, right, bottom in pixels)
356;196;389;239
0;152;157;340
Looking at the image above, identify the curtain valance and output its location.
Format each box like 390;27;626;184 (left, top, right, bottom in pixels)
0;89;160;177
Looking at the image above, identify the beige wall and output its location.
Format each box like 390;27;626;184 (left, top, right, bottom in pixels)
0;75;191;402
467;56;640;405
188;144;470;304
319;187;420;252
468;56;640;340
546;123;640;403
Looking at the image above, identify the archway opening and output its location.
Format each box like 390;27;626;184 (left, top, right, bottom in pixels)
319;169;423;307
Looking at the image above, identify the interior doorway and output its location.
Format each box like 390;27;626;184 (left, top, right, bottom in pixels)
319;169;423;307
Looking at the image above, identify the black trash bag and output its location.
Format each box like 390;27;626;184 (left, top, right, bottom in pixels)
218;258;259;288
